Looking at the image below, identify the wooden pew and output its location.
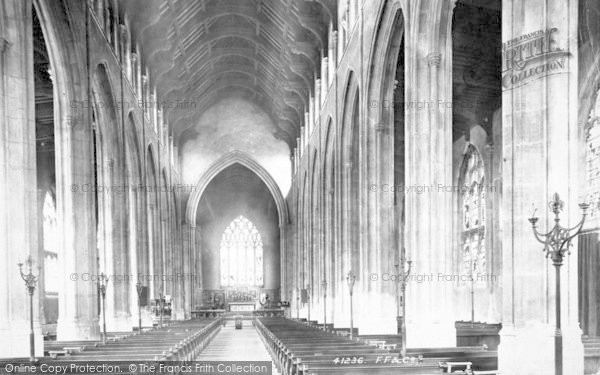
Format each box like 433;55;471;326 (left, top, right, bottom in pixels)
44;318;222;363
256;317;498;375
255;317;441;375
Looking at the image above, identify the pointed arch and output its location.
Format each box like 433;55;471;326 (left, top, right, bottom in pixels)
186;151;288;227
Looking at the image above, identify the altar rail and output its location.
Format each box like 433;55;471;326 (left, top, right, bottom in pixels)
191;309;285;319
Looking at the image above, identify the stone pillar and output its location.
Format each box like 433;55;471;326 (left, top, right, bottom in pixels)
304;112;310;143
329;30;337;88
111;2;119;52
0;0;45;357
151;91;157;133
280;223;288;302
182;223;192;318
94;0;104;29
191;225;202;307
142;73;149;119
104;157;132;332
119;24;131;82
499;0;581;373
148;203;156;297
404;1;455;347
172;218;185;320
360;118;396;334
133;53;141;97
315;79;321;120
321;57;328;102
309;97;315;135
104;5;111;41
157;109;163;144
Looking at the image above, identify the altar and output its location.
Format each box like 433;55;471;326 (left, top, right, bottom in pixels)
229;301;256;312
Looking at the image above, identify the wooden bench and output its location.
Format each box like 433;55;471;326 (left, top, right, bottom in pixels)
256;317;498;375
256;317;440;375
44;318;222;363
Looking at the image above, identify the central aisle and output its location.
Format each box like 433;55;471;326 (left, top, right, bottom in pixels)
196;322;279;374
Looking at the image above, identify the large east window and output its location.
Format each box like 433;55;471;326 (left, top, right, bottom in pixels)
220;215;264;287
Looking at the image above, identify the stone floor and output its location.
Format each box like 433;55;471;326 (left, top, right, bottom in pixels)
196;321;279;375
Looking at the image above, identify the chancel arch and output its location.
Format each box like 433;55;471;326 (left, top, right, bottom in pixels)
194;162;282;310
186;151;288;228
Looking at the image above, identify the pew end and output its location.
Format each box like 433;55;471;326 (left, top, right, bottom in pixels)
439;361;472;373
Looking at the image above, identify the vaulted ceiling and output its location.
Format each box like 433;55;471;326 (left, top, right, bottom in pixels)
124;0;336;149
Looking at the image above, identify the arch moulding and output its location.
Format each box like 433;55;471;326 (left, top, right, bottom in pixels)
185;150;289;228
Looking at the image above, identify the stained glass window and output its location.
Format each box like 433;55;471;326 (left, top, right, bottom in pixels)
460;145;486;279
220;216;264;287
586;92;600;217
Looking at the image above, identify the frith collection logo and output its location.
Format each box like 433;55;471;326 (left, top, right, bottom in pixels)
501;28;571;90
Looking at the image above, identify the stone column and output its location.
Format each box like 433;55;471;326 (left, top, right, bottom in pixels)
119;24;131;82
192;225;203;307
94;0;104;29
49;3;101;341
141;73;149;119
182;222;192;318
172;219;185;320
499;0;581;373
315;80;321;120
403;2;455;347
147;203;156;297
329;30;337;88
0;0;44;356
321;57;328;102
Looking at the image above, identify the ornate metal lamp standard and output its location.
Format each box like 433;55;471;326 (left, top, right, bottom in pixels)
528;193;589;375
136;279;144;333
346;270;356;340
321;280;328;330
97;273;108;344
394;253;412;358
17;256;40;363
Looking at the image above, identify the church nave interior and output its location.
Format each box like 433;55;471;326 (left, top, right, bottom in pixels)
1;0;600;374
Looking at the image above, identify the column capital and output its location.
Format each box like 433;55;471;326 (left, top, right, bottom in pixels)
426;52;442;66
